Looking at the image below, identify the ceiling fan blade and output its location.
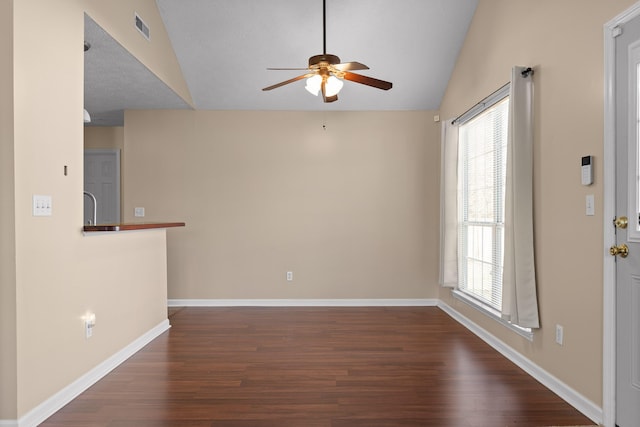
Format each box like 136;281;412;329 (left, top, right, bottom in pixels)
342;71;393;91
333;62;369;71
262;73;315;91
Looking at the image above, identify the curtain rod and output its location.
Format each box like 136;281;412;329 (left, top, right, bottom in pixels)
451;67;533;125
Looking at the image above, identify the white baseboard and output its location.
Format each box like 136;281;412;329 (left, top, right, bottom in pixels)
0;420;17;427
16;319;170;427
168;298;439;307
437;300;602;425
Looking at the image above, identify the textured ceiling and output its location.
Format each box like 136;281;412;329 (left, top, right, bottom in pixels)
84;15;190;126
84;0;478;126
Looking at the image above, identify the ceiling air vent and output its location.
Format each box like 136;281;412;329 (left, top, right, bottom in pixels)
134;13;150;40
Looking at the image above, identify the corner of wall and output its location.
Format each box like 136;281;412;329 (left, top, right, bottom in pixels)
0;0;18;421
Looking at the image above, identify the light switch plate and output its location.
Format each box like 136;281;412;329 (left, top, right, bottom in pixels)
555;324;564;345
33;195;52;216
586;195;595;216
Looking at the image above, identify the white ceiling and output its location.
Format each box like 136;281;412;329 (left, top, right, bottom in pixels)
84;0;478;126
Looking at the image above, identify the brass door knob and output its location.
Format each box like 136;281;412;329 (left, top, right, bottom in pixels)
610;244;629;258
614;216;628;229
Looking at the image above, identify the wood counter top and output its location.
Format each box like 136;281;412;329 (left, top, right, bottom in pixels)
83;222;185;233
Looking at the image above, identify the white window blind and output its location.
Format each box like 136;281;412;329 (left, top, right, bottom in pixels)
458;96;509;310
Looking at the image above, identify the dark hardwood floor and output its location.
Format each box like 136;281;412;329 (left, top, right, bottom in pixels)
41;307;594;426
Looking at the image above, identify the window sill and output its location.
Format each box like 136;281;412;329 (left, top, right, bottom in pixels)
452;290;533;341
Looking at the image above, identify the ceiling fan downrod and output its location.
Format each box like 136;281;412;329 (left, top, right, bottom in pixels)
312;0;340;67
323;0;327;55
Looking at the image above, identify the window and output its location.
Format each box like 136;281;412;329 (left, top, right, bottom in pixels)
458;93;509;311
442;67;538;334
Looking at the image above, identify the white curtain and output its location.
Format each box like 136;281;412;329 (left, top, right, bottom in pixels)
439;119;458;288
502;66;540;328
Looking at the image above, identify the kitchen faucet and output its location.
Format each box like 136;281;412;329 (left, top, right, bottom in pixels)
83;191;97;225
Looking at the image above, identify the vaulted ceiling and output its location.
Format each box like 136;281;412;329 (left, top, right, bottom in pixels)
84;0;478;126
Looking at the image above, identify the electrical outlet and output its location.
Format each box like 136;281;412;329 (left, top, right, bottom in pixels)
555;324;564;345
134;207;145;217
286;271;293;281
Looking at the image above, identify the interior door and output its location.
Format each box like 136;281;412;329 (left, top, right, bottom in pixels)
615;14;640;427
84;149;121;225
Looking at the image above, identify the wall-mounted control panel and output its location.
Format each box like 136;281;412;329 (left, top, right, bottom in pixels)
581;155;593;186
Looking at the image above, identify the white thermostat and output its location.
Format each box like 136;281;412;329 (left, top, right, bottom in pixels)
581;155;593;186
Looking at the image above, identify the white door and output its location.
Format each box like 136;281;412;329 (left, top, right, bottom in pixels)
615;13;640;427
84;149;120;225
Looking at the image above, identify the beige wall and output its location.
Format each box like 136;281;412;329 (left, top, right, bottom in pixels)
84;126;124;151
1;0;18;420
123;110;441;300
439;0;637;406
8;0;171;419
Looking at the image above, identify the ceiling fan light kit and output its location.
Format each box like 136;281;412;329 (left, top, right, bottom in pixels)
324;76;343;97
305;75;322;96
263;0;392;103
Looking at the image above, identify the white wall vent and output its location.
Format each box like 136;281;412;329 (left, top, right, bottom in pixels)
134;13;150;40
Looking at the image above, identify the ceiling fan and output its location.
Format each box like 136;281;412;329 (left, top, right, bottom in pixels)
262;0;393;103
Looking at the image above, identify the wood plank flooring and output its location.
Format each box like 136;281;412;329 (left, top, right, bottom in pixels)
41;307;594;426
